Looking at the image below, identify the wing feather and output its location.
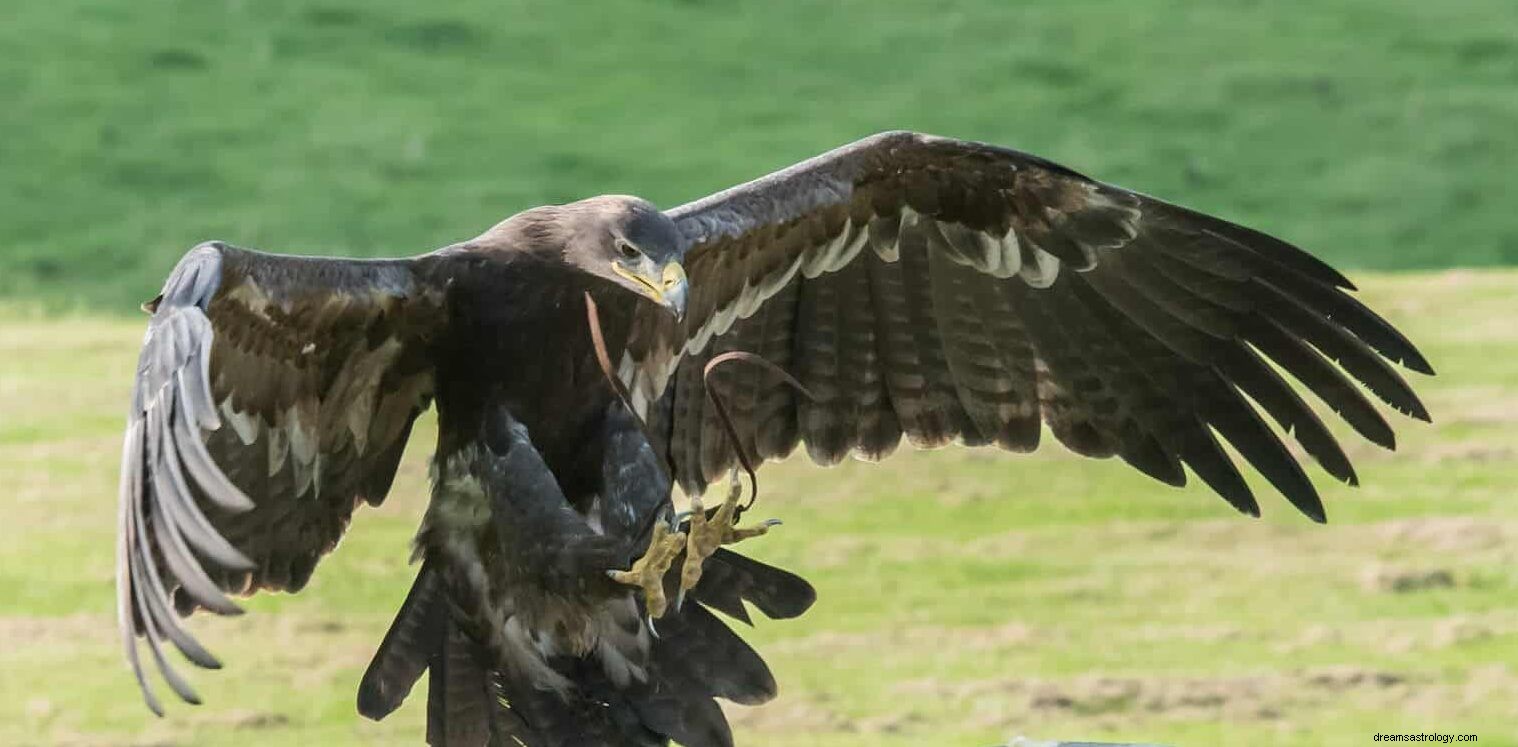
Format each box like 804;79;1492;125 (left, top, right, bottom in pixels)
620;132;1429;518
749;277;803;462
1213;343;1358;486
118;241;447;712
925;247;1017;447
795;260;853;464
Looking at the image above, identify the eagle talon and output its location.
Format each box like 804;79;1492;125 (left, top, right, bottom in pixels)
607;522;686;619
678;469;778;599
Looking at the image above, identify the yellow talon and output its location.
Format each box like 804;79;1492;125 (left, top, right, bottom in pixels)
607;522;686;618
679;470;778;600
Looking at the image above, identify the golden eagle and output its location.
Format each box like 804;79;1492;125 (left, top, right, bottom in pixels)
117;132;1430;746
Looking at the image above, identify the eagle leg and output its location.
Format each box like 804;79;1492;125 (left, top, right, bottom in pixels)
606;521;686;621
675;469;782;612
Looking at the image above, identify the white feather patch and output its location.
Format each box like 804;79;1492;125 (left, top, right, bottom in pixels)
679;213;886;363
684;254;804;359
616;350;660;421
266;423;288;477
286;407;319;497
1019;241;1062;289
220;400;261;446
995;227;1024;279
800;218;867;279
867;211;904;263
936;221;1003;278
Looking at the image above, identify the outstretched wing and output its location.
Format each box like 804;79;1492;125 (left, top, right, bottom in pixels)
119;241;448;713
620;131;1431;517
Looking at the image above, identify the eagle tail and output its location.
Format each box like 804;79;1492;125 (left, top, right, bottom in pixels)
489;549;814;747
355;550;815;747
689;548;816;624
357;558;447;722
489;583;776;747
428;618;534;746
359;560;535;744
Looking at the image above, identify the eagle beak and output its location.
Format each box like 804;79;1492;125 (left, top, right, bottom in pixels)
660;262;687;322
615;259;687;322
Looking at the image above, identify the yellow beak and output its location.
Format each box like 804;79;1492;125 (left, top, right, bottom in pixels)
615;260;687;321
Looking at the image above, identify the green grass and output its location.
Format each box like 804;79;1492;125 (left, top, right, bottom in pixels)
2;272;1515;745
3;0;1518;313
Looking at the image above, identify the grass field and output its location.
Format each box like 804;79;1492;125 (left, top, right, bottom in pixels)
2;270;1514;746
4;0;1518;312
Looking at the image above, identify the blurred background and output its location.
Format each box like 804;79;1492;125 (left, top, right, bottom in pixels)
1;1;1514;745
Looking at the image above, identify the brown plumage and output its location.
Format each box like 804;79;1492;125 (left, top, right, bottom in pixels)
118;131;1429;745
623;131;1431;519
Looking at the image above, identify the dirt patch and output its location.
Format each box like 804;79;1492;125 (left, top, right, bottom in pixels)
770;620;1036;656
724;696;931;736
896;666;1425;729
1303;666;1405;691
808;531;1034;569
899;673;1279;722
1419;441;1518;464
1125;622;1243;644
36;732;181;747
1373;516;1508;552
1359;565;1458;593
855;711;927;734
806;535;940;569
1385;615;1511;654
1279;612;1518;655
1430;388;1518;426
0;614;111;650
193;709;291;731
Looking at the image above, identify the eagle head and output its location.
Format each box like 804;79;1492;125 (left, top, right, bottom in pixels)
475;195;688;321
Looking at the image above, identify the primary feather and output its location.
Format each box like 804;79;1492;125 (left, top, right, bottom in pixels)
621;131;1432;519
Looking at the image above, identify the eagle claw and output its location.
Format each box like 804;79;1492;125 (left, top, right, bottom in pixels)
606;521;686;619
676;470;779;610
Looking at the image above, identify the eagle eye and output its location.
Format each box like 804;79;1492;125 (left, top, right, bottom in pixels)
616;240;641;260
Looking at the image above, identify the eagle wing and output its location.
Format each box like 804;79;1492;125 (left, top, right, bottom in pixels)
620;131;1431;515
119;241;448;713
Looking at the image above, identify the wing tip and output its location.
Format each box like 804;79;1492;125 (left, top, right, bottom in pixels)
357;681;403;722
1398;347;1436;377
1289;492;1327;524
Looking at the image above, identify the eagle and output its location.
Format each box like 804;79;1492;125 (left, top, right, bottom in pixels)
117;131;1431;746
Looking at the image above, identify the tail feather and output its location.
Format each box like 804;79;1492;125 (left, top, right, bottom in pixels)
627;686;733;747
650;603;776;706
691;548;816;624
358;559;447;721
428;620;532;746
496;660;665;747
358;550;814;746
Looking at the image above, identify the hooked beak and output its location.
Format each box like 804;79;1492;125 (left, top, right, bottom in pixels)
615;259;687;321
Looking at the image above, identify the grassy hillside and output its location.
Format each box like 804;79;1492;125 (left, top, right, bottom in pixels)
2;271;1515;745
3;0;1517;312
